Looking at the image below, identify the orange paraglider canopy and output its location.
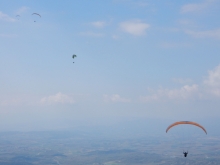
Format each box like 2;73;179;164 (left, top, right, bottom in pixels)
166;121;207;134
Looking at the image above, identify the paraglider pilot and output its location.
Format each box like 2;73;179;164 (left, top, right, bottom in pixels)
183;151;188;157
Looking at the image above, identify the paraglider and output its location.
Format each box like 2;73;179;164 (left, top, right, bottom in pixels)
72;54;77;63
32;13;41;22
16;15;20;20
166;121;207;134
166;121;207;157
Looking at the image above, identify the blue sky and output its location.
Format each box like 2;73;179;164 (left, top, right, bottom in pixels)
0;0;220;132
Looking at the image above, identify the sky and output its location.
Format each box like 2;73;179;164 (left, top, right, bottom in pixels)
0;0;220;133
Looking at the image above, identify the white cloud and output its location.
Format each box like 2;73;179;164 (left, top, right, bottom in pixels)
91;21;106;28
180;0;215;13
79;31;104;37
140;85;199;102
185;29;220;39
15;6;29;15
141;64;220;102
40;93;75;105
204;65;220;87
103;94;130;103
167;84;199;99
119;20;150;36
0;11;16;22
203;65;220;96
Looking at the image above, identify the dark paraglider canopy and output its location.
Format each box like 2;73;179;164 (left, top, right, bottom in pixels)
32;13;41;17
72;54;77;59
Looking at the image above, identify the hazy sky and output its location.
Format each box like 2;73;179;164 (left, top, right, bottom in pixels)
1;0;220;132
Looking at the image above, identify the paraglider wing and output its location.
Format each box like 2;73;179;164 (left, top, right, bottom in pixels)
72;54;77;59
166;121;207;134
32;13;41;17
